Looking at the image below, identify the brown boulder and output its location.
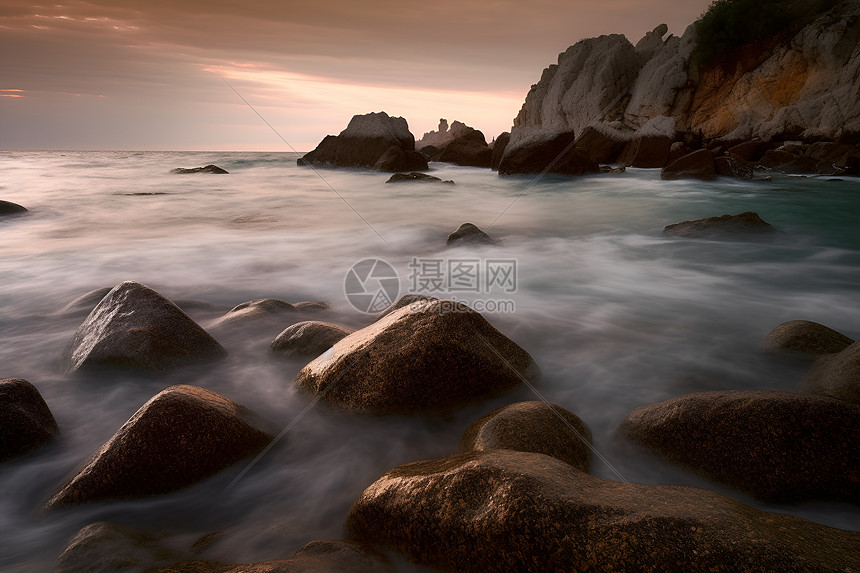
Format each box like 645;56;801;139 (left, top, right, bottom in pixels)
372;147;428;172
726;140;770;162
762;320;854;356
295;299;538;414
661;149;716;180
714;152;753;179
62;281;226;374
0;378;58;461
498;131;599;176
347;449;860;572
56;522;185;573
459;401;591;472
271;321;355;358
619;390;860;502
805;341;860;405
210;299;328;330
574;126;626;164
45;385;273;509
619;135;672;168
663;212;778;239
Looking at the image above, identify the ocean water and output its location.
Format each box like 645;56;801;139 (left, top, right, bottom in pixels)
0;150;859;570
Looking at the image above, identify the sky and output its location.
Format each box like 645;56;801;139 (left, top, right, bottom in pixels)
0;1;712;151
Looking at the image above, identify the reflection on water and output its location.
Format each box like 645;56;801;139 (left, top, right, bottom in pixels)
1;151;859;570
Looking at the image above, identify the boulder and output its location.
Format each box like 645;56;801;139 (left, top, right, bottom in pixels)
490;132;510;171
347;449;860;572
0;199;28;216
295;299;538;414
56;522;185;573
446;222;494;247
619;135;673;168
726;140;770;162
762;320;854;356
376;294;438;320
498;131;599;176
170;165;228;174
714;152;754;179
372;147;428;172
459;401;591;472
436;128;492;168
155;540;394;573
271;321;355;358
757;149;819;173
298;112;417;170
661;149;716;180
619;390;860;502
663;212;778;239
805;341;860;405
62;281;226;374
57;287;112;315
0;378;58;461
45;385;273;509
667;142;693;163
418;145;440;159
385;172;452;184
575;126;627;164
210;299;328;329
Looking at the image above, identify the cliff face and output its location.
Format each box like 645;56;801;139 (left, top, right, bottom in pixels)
508;0;860;155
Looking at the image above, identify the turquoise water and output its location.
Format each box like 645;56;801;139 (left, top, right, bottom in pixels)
0;151;858;570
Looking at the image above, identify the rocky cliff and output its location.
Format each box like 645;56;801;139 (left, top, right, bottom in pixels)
505;0;860;162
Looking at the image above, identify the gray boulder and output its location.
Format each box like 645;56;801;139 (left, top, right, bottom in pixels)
663;212;778;239
446;222;494;247
62;281;226;374
385;172;453;184
296;299;538;414
0;199;28;216
0;378;58;461
271;321;355;358
619;390;860;502
45;385;273;509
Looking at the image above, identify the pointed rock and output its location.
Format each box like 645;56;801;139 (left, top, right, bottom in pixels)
446;223;494;247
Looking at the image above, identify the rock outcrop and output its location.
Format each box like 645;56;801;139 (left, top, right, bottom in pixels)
346;449;860;572
62;281;226;374
459;401;591;472
170;165;228;174
298;112;427;172
271;321;355;358
416;120;493;167
490;132;510;170
446;223;494;247
0;378;58;461
295;299;538;414
502;4;860;173
0;199;28;216
663;211;778;239
619;390;860;502
805;341;860;405
45;385;273;509
762;320;855;356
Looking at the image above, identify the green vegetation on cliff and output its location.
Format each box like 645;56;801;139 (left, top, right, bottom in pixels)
694;0;840;63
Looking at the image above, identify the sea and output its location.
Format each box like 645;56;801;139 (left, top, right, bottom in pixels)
1;150;859;571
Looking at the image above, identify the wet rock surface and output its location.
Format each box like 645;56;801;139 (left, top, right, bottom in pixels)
663;211;778;239
805;341;860;405
0;378;59;461
762;320;854;356
271;321;355;358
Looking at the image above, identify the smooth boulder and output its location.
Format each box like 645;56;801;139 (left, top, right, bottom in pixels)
56;522;185;573
372;147;428;172
62;281;226;374
347;449;860;572
0;199;28;216
386;172;452;184
446;222;494;247
0;378;58;461
45;385;273;509
271;321;355;358
498;131;599;176
210;299;328;330
376;294;438;320
762;320;854;356
619;390;860;502
661;149;716;180
459;401;591;472
170;165;228;174
296;299;538;414
805;341;860;405
436;128;493;168
663;211;778;239
298;112;418;170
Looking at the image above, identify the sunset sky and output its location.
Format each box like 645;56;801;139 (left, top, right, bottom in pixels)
1;1;712;151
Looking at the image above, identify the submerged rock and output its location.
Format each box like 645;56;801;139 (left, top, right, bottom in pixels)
459;401;591;472
762;320;854;356
347;449;860;572
663;211;778;239
271;321;355;358
298;112;420;171
0;378;58;461
62;281;226;374
805;341;860;405
446;222;494;247
210;299;329;330
295;299;538;414
661;149;716;180
56;522;185;573
619;390;860;502
45;385;273;509
170;165;228;174
0;200;28;216
385;172;453;184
